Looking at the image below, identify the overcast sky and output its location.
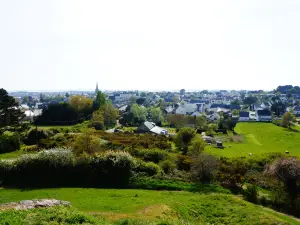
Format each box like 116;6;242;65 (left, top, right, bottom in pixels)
1;0;299;91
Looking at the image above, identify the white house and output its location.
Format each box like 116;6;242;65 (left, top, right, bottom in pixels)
256;110;272;121
239;112;250;121
293;106;300;116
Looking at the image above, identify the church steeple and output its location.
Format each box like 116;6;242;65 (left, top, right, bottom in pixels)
95;82;99;94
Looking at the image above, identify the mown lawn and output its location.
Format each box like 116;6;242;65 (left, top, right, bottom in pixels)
0;188;299;224
205;122;300;158
0;150;25;160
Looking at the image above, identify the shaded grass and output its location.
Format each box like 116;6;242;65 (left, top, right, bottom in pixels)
205;122;300;158
0;188;299;224
0;150;26;160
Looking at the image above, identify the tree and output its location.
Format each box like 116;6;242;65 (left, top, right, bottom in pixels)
271;102;286;116
65;93;70;98
69;95;93;113
195;115;207;129
129;95;137;105
180;89;185;96
91;110;104;130
174;127;196;154
191;153;219;183
140;92;147;98
188;135;206;157
23;96;29;104
281;111;296;128
101;102;119;128
93;91;106;110
149;107;164;124
158;99;167;110
73;129;100;155
130;104;147;123
172;96;179;103
231;99;241;105
0;88;25;129
265;158;300;211
167;114;188;128
232;109;240;116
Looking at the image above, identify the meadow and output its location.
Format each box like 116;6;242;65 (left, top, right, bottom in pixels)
205;122;300;158
1;188;299;225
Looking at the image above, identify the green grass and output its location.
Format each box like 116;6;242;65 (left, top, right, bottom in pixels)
0;188;299;224
0;150;26;160
205;122;300;158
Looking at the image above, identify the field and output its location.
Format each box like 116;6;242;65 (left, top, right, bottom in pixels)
0;188;299;224
205;122;300;158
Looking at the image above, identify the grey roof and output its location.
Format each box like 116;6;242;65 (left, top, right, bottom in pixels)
239;112;250;117
294;106;300;111
150;126;168;135
256;110;271;116
143;121;155;130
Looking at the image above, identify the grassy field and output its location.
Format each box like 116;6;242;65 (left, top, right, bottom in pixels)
0;150;26;160
205;122;300;158
0;188;299;224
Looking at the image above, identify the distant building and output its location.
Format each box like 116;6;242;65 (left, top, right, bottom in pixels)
95;82;99;95
256;109;271;122
239;112;250;121
137;121;168;135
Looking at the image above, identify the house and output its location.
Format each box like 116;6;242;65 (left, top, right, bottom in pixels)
206;112;220;121
250;103;262;111
260;102;271;109
239;112;250;121
293;106;300;116
137;121;168;135
256;110;272;121
175;103;197;115
191;111;201;117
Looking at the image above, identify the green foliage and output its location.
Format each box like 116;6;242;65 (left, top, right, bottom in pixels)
243;96;258;105
129;148;170;163
130;104;147;124
243;184;259;204
91;110;105;130
281;111;296;128
0;88;25;129
174;127;196;154
0;188;298;225
188;135;206;157
100;102;119;129
134;160;162;176
0;207;99;225
94;91;106;110
191;153;219;183
0;132;20;153
0;149;136;188
24;129;50;145
73;129;101;155
159;160;176;174
148;107;164;124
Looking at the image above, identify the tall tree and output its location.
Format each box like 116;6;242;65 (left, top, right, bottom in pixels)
281;111;296;128
0;88;25;128
93;91;106;110
101;102;119;128
69;95;93;113
174;127;196;154
130;104;147;123
149;107;164;124
180;89;186;96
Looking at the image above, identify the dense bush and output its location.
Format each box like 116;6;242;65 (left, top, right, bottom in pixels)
159;159;176;174
134;160;162;176
129;148;170;163
24;129;51;145
243;184;259;204
0;132;20;153
0;149;136;188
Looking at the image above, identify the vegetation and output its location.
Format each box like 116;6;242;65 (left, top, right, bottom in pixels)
1;188;300;225
205;122;300;157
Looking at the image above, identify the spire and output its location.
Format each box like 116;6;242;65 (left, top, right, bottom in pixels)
95;82;99;94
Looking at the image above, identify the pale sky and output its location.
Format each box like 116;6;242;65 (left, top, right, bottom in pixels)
1;0;300;91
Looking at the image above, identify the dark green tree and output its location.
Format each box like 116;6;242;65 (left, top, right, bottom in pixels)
0;88;25;129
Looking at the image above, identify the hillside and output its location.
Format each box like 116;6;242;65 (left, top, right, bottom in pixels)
206;122;300;157
0;188;299;225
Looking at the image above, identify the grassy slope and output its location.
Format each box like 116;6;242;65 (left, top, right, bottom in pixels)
0;150;25;160
206;122;300;158
0;188;299;224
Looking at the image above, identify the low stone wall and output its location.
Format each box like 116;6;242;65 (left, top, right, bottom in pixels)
0;199;71;210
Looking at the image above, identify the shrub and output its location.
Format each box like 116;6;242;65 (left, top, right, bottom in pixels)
130;148;170;163
176;155;193;171
159;160;176;174
243;184;258;204
23;145;39;152
174;127;196;154
0;149;136;188
24;129;51;145
191;153;219;183
134;160;161;176
0;132;21;153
